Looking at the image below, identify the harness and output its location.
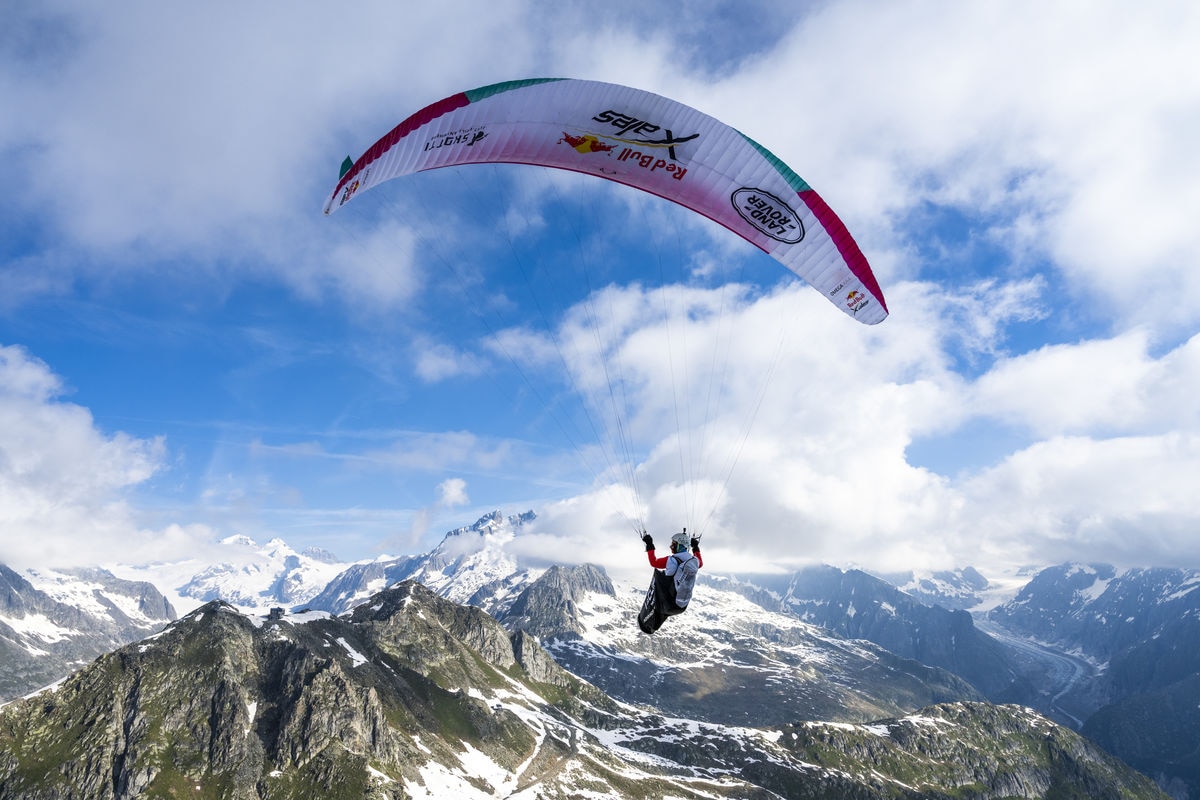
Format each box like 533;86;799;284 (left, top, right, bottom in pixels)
668;552;699;607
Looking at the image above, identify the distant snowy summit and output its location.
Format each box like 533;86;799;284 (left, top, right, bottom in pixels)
306;510;539;615
161;534;352;614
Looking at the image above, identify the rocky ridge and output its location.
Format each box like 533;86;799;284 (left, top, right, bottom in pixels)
0;581;1167;800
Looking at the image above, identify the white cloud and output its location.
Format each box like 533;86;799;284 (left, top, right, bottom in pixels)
385;476;471;553
413;336;487;383
505;269;1200;575
960;433;1200;567
320;220;423;310
2;2;539;298
437;477;469;508
973;331;1149;437
0;344;201;568
5;2;1198;333
689;2;1200;333
3;1;1200;578
360;431;515;475
971;330;1200;437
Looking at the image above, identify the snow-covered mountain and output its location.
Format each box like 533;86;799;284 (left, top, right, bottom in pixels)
1;533;352;702
989;563;1200;660
6;514;1197;797
0;515;540;702
0;564;174;701
718;565;1030;703
115;533;352;615
873;566;992;610
0;582;1164;800
292;512;984;727
306;510;538;615
499;564;983;727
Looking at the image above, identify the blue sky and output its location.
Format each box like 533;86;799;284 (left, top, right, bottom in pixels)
2;1;1199;581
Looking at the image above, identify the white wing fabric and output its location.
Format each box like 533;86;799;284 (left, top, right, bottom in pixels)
324;78;887;324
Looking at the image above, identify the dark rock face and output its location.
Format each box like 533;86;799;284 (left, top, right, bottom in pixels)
499;563;615;638
0;583;597;799
779;702;1167;800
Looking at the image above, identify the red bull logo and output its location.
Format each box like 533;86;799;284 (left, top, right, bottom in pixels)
559;133;616;154
338;179;360;208
558;132;689;181
845;290;871;314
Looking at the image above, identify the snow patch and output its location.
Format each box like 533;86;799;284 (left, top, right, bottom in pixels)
336;637;368;667
1080;575;1113;604
0;613;76;644
367;765;394;784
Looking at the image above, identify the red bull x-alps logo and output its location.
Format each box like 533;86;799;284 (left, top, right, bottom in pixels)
845;290;871;314
337;167;371;208
557;109;700;181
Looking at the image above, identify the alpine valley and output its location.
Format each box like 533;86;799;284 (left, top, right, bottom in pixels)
1;511;1195;799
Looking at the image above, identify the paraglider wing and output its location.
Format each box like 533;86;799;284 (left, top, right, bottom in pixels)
324;78;887;324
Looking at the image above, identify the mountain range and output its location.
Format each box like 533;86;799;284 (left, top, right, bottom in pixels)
0;580;1166;799
2;510;1197;797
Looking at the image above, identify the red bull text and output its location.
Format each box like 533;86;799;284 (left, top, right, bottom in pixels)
616;148;688;180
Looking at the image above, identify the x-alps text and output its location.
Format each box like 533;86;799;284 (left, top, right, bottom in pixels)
592;110;665;138
616;148;688;180
591;109;699;160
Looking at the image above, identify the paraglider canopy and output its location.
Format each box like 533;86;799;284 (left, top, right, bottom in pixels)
325;78;886;325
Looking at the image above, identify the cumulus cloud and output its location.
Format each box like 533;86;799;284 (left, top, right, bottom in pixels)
960;433;1200;567
0;344;200;567
496;266;1200;577
437;477;470;508
3;1;1200;578
690;2;1200;333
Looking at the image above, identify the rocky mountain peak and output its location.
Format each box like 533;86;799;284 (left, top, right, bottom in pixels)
499;563;615;638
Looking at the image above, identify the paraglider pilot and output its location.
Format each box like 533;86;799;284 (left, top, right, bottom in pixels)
637;529;703;634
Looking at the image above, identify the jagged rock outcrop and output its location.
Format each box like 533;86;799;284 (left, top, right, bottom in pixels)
781;702;1165;800
989;562;1200;797
499;563;614;638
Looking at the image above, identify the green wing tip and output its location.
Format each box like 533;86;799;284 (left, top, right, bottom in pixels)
339;156;354;179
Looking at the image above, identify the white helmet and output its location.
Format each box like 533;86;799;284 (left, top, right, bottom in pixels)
670;531;690;550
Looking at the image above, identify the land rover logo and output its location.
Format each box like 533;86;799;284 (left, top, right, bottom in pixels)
731;188;804;243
